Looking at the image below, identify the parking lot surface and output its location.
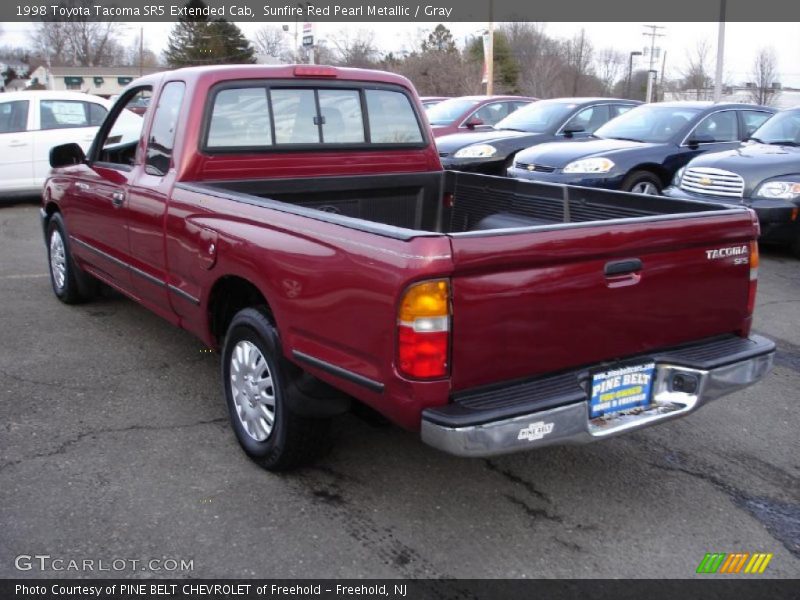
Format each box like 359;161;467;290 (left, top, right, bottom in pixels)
1;201;798;578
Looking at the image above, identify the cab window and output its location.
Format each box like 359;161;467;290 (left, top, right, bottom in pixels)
146;82;185;175
0;100;29;133
94;88;149;168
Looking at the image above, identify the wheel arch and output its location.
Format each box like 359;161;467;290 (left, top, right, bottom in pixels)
207;274;276;348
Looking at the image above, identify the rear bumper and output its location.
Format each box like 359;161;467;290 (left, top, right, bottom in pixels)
421;335;774;457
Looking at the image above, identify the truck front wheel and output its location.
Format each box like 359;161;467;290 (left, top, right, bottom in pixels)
221;308;331;471
46;213;96;304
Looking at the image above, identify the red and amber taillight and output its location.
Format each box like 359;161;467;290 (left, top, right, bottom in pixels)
747;240;759;316
397;279;450;379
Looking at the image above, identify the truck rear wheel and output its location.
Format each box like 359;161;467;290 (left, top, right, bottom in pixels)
221;307;331;471
46;213;97;304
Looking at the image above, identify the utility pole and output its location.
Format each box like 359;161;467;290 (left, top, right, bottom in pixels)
714;0;726;102
642;24;665;102
138;27;143;76
486;0;494;95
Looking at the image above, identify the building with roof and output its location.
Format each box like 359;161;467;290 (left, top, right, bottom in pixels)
27;66;164;97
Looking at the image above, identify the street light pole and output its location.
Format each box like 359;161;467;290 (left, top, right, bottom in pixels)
714;0;727;102
627;51;642;99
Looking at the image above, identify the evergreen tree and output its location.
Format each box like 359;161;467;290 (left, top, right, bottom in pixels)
164;0;255;67
468;31;520;93
422;25;457;54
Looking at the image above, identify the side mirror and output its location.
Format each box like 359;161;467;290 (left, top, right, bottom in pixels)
465;116;484;129
50;143;86;168
562;126;586;138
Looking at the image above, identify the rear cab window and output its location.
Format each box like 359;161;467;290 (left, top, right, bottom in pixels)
203;81;424;151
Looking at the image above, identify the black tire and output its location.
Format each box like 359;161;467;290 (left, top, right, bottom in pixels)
790;234;800;259
46;212;96;304
622;170;663;195
221;308;331;471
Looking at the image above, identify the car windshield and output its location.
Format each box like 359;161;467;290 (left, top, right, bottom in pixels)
594;105;702;143
750;110;800;146
494;101;574;133
426;98;480;125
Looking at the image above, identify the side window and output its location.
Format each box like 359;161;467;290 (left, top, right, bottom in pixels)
742;111;772;139
613;104;635;117
365;89;423;144
0;100;29;133
87;103;108;126
208;87;271;148
513;101;530;111
319;89;364;143
472;102;508;126
146;82;185;175
690;111;738;143
272;88;318;144
95;88;149;167
40;100;89;129
564;105;610;133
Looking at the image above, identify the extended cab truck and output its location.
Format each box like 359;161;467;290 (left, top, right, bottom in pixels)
42;65;775;471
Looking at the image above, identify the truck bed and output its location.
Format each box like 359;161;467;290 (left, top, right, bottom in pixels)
184;170;728;239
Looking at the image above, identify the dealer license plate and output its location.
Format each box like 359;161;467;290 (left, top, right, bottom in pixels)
590;362;655;419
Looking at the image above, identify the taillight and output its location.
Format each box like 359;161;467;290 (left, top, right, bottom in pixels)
747;240;759;315
397;279;450;379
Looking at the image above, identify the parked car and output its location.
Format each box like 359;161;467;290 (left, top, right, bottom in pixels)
664;107;800;256
509;101;776;195
0;90;142;197
427;95;536;137
437;97;640;175
43;65;773;471
420;96;449;110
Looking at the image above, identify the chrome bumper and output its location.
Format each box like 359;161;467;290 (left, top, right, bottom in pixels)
421;339;774;458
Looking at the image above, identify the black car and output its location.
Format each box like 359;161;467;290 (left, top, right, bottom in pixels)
436;98;640;175
508;101;776;195
664;108;800;255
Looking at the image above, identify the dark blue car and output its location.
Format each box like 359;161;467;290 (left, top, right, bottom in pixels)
508;101;776;195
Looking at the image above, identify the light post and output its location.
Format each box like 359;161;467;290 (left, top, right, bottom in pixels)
626;51;642;99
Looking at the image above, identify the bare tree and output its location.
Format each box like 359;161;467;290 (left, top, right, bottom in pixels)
564;29;594;96
253;25;289;59
501;22;564;98
395;50;482;96
328;29;379;68
681;40;712;99
31;16;125;67
594;47;625;95
749;47;779;106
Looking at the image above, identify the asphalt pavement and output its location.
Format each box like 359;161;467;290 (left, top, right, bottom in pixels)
1;201;798;579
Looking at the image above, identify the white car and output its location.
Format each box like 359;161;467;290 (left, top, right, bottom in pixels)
0;90;143;196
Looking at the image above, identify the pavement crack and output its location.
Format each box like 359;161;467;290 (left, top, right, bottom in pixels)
0;417;227;473
484;460;550;502
504;494;563;524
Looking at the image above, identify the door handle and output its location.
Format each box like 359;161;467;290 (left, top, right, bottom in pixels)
9;141;27;147
75;182;91;191
604;258;642;288
111;190;125;207
604;259;642;277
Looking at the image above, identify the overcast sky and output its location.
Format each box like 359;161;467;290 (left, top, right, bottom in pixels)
3;20;799;87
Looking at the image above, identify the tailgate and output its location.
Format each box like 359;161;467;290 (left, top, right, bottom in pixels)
448;212;757;391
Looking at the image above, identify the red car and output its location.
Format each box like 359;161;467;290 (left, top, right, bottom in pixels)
427;95;536;137
42;65;773;471
420;96;449;110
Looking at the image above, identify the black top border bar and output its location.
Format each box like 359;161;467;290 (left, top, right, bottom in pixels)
4;0;800;22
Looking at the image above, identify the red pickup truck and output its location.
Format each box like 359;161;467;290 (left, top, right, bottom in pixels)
42;65;774;471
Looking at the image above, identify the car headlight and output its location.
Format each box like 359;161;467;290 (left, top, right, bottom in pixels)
754;181;800;200
672;167;685;186
563;157;615;174
453;144;498;159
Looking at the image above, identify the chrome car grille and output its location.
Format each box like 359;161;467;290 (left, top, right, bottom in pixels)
680;167;744;198
514;161;556;173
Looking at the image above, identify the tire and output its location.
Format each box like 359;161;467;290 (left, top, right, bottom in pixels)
221;307;331;471
46;212;96;304
622;170;663;195
790;234;800;259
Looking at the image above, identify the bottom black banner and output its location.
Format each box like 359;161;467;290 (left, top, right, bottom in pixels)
1;579;798;600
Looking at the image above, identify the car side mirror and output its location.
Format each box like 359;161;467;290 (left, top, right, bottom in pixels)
465;116;484;129
50;143;86;168
562;126;586;138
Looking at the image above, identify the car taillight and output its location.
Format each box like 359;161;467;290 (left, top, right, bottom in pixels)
397;279;450;379
747;240;759;316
